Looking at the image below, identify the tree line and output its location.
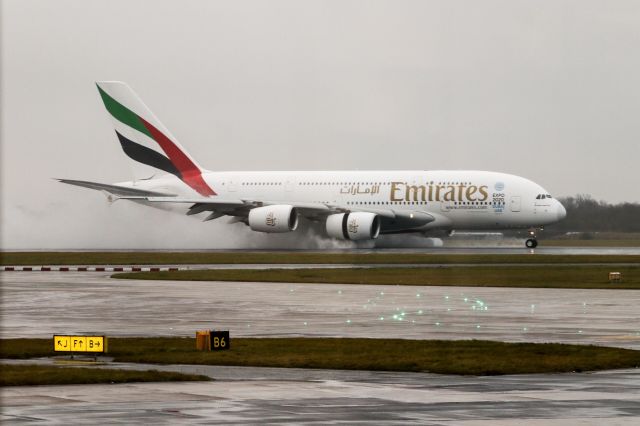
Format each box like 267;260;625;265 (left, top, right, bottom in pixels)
550;195;640;233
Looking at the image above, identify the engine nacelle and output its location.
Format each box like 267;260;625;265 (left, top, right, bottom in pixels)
248;205;299;233
326;212;381;240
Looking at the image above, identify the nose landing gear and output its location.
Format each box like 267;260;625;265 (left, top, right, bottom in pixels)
525;229;539;248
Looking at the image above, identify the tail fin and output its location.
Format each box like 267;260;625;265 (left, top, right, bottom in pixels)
96;81;216;196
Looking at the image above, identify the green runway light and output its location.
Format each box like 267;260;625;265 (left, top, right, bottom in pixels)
435;322;441;326
379;316;384;321
303;322;308;326
476;325;481;329
418;310;423;315
346;319;351;324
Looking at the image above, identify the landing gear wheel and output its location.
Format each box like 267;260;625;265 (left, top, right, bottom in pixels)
525;238;538;249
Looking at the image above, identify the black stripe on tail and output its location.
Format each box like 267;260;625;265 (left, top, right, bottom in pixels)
115;131;181;178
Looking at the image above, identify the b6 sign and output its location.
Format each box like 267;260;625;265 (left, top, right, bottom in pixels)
211;330;230;350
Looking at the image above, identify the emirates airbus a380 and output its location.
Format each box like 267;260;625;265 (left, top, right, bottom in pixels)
60;81;566;248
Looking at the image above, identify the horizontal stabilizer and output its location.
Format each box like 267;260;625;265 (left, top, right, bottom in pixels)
57;179;176;197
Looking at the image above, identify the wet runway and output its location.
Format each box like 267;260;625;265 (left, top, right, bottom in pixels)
2;271;639;349
2;361;639;424
17;246;640;255
356;246;640;255
2;267;640;424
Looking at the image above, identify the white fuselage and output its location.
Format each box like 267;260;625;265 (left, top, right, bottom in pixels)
126;170;566;233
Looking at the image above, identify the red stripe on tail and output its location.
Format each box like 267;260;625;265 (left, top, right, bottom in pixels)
139;117;216;196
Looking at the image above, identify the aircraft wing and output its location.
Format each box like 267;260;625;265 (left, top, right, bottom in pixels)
59;179;434;226
106;194;403;222
140;197;336;221
57;179;177;198
139;196;434;227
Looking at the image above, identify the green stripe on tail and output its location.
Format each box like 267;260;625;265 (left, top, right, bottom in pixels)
96;84;152;138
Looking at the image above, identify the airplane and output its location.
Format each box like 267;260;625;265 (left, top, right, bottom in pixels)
59;81;567;249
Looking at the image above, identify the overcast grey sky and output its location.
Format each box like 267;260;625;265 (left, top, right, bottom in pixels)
2;0;639;249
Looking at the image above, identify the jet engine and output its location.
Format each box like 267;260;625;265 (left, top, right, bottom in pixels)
248;205;299;233
326;212;381;240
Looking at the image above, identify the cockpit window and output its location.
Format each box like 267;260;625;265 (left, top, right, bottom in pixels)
546;194;552;199
536;194;541;199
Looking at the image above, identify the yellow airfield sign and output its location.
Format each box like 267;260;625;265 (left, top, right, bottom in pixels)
54;335;107;353
54;335;70;351
85;336;106;352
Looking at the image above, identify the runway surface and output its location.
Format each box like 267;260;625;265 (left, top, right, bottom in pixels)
339;247;640;255
2;271;639;349
2;265;640;424
4;262;640;272
13;246;640;254
2;361;639;425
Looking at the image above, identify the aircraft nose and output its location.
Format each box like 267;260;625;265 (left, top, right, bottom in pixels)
556;201;567;221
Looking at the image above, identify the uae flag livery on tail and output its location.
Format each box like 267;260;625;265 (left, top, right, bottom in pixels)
96;81;216;196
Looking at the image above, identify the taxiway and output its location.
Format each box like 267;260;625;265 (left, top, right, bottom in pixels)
2;362;639;424
2;271;639;348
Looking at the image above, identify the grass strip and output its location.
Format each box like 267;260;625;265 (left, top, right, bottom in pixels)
0;364;210;386
2;252;639;266
113;265;640;289
2;338;639;375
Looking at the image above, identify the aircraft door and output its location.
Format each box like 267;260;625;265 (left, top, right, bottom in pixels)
510;196;521;212
226;178;237;192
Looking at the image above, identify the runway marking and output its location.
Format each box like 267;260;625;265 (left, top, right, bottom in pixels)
0;266;183;272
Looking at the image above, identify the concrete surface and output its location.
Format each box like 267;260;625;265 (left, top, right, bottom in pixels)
5;246;640;254
2;262;640;424
1;271;639;348
2;362;639;424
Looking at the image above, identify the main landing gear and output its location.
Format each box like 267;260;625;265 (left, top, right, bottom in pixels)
525;228;539;248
